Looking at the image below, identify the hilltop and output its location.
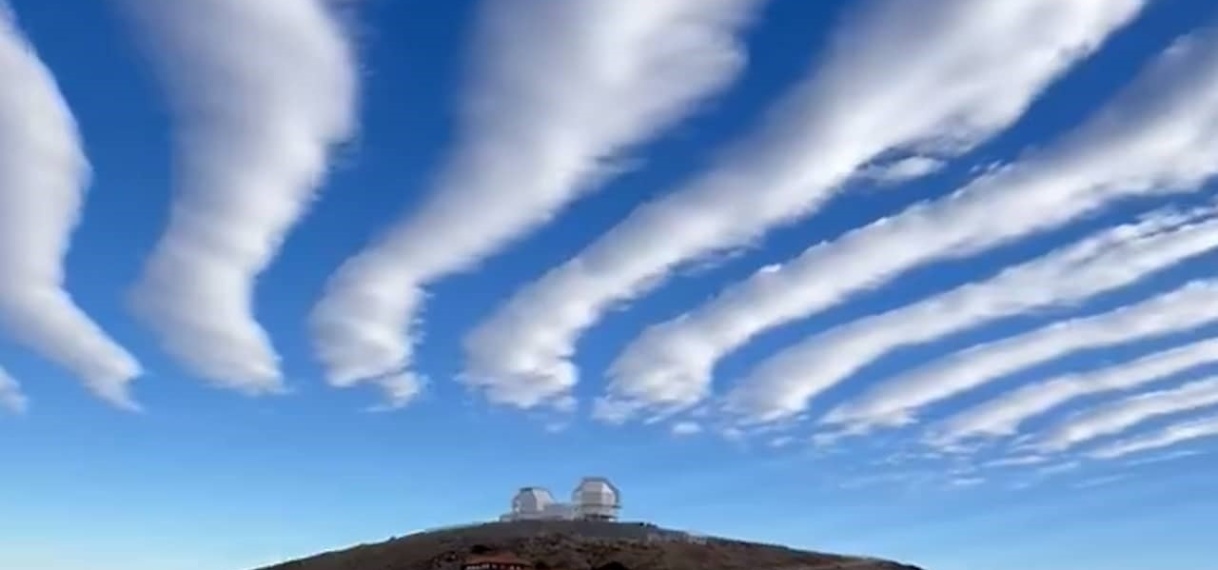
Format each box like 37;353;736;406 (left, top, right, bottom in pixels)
254;520;925;570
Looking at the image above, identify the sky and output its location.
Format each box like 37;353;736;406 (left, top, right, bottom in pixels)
2;1;1218;569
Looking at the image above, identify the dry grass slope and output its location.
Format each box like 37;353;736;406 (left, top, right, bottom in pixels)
254;521;925;570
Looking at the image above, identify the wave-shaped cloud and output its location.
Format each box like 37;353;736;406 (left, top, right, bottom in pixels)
1033;378;1218;453
826;279;1218;433
124;0;359;393
1088;414;1218;459
466;0;1149;411
309;0;761;406
934;337;1218;447
724;26;1218;424
697;204;1218;427
0;6;141;408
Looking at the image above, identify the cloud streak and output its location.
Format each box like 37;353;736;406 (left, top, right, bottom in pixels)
124;0;359;393
1033;377;1218;453
933;337;1218;445
0;6;141;408
1088;414;1218;459
825;280;1218;432
468;0;1148;409
0;365;27;414
858;156;946;185
723;26;1218;423
309;0;760;404
689;204;1218;424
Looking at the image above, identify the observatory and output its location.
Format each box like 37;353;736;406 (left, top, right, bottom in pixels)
505;487;573;521
571;477;620;521
499;477;621;522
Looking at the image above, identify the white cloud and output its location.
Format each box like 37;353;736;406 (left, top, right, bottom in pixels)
0;7;141;408
366;373;424;412
811;429;852;449
858;156;946;185
1036;461;1082;476
822;280;1218;432
591;397;642;425
671;421;702;436
124;0;359;393
1033;377;1218;453
949;476;985;488
932;337;1218;445
706;204;1218;426
767;435;794;448
1088;414;1218;459
469;0;1148;410
0;365;28;414
309;0;760;402
1073;473;1129;489
724;27;1218;423
984;455;1049;468
1122;448;1202;467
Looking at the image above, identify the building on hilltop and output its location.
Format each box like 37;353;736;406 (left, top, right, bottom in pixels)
571;477;620;521
499;476;621;522
502;487;574;521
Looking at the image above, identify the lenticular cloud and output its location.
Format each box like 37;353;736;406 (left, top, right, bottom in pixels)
467;0;1148;411
1033;377;1218;454
1088;414;1218;460
726;26;1218;424
933;337;1218;445
125;0;359;393
828;280;1218;432
706;203;1218;425
0;6;141;408
309;0;760;405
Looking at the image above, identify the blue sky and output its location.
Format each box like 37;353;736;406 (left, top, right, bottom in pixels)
3;1;1218;569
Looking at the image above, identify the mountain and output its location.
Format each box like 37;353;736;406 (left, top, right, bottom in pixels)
254;520;924;570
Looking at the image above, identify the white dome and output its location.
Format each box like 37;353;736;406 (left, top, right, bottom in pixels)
572;477;620;520
512;487;555;515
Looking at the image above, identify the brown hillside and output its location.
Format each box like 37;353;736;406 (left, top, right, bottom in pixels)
254;520;924;570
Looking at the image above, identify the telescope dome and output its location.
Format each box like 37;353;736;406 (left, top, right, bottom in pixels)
511;487;555;515
572;477;620;520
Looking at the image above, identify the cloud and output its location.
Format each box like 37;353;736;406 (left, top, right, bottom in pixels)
0;7;141;408
1073;473;1129;489
823;280;1218;432
309;0;760;402
467;0;1148;410
365;373;424;412
1036;461;1082;477
724;27;1218;423
948;476;985;488
932;337;1218;445
0;365;28;414
671;421;702;436
858;156;946;185
1088;414;1218;459
700;204;1218;426
1122;448;1202;467
984;455;1049;468
123;0;359;393
1032;377;1218;453
767;435;794;448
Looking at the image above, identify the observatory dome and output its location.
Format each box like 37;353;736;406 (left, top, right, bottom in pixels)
511;487;555;516
572;477;620;521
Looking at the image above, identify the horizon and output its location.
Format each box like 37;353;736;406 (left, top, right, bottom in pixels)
2;1;1218;569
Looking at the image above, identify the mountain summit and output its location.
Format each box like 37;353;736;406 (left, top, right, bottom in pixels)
254;520;924;570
